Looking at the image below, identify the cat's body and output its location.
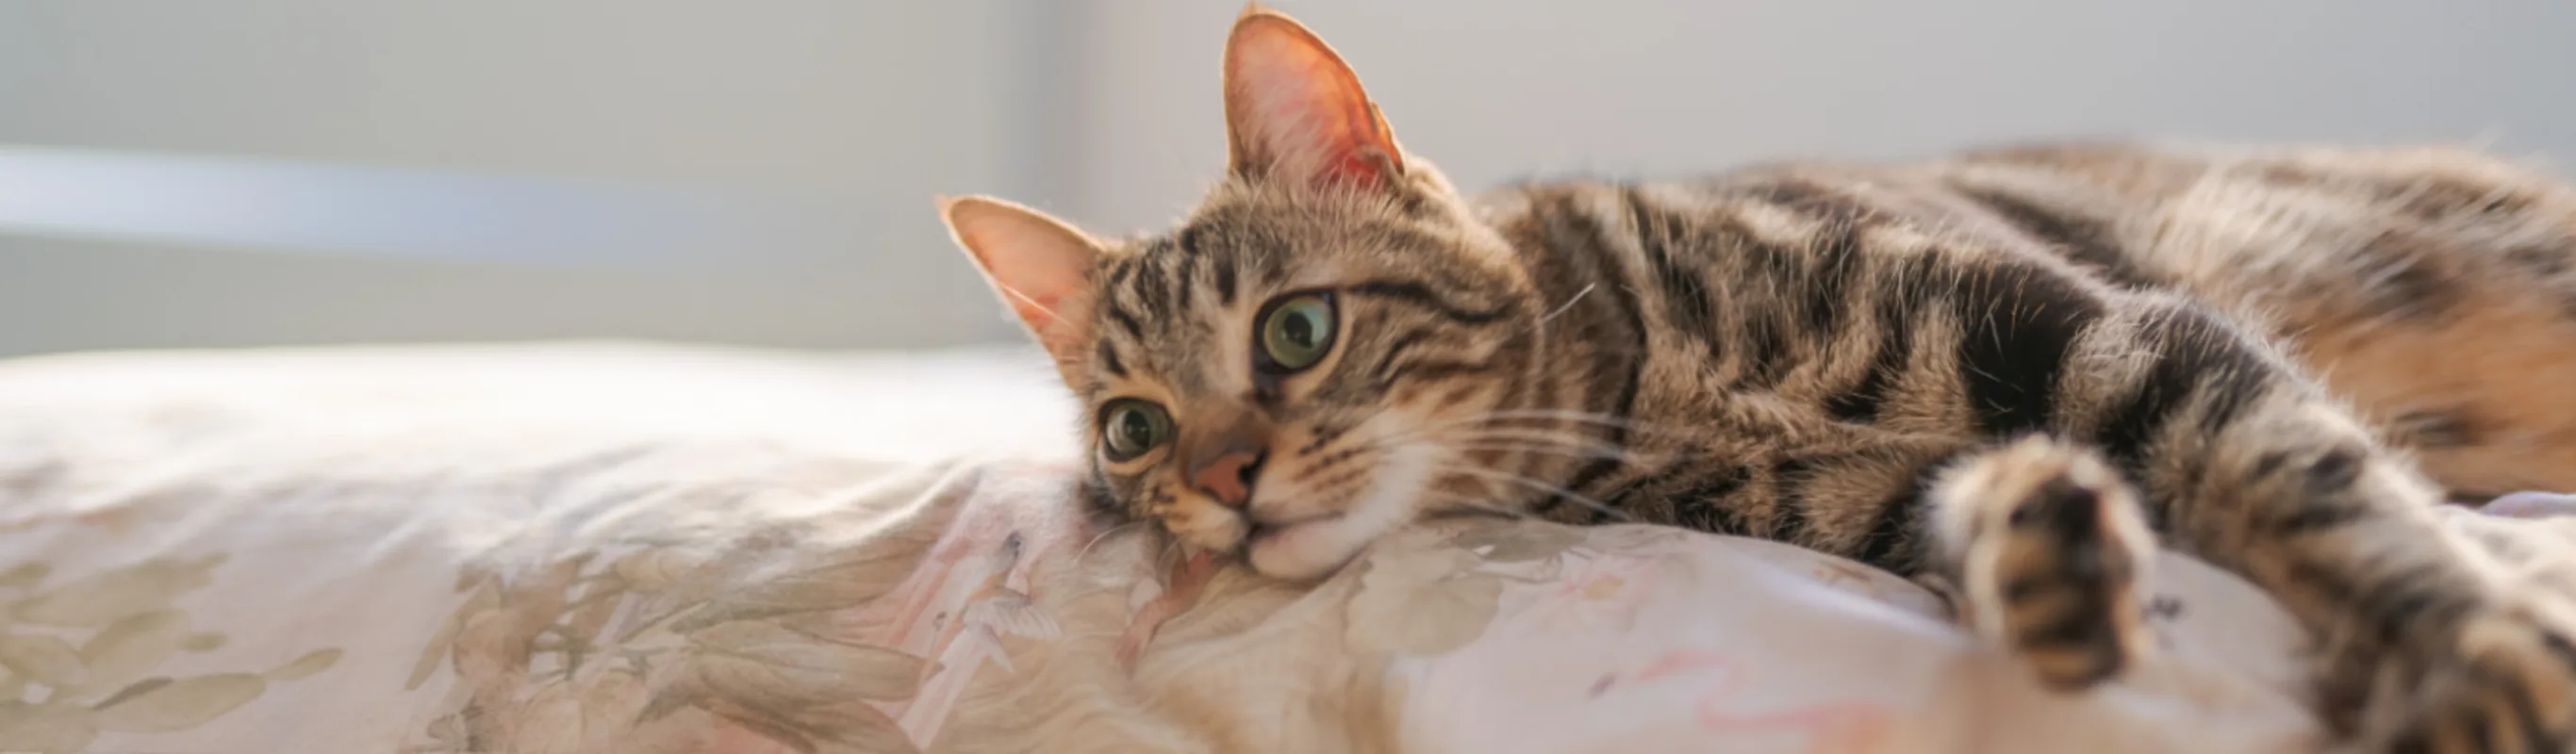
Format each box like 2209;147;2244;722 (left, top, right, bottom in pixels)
940;7;2576;750
1478;142;2576;554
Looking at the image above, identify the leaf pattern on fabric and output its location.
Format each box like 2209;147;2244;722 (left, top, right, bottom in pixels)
0;634;82;687
0;555;339;753
406;532;964;754
9;555;223;629
1346;546;1502;656
89;673;267;733
72;610;185;697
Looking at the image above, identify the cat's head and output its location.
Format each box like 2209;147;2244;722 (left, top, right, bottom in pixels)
939;6;1548;579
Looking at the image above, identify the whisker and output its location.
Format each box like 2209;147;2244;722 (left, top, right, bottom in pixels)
1405;409;1691;443
1412;488;1538;521
1534;283;1595;330
1438;428;1634;450
1074;519;1150;566
1446;442;1641;462
1332;427;1642;467
1428;462;1635;522
1153;528;1194;566
1366;414;1660;451
1420;408;1658;430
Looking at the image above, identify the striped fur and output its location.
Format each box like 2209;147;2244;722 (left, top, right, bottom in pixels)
941;7;2576;751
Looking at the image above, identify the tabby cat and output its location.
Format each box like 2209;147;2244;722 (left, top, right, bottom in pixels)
938;6;2576;750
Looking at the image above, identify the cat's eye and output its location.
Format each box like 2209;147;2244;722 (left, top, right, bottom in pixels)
1098;399;1173;462
1257;293;1338;372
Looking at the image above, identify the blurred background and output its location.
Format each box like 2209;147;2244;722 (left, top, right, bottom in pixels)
4;1;2572;359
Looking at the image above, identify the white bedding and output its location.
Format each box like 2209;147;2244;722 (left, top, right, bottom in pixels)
0;342;2563;753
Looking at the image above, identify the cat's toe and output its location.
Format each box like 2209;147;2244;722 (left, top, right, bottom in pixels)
2357;602;2576;753
1992;477;2149;689
1940;436;2157;691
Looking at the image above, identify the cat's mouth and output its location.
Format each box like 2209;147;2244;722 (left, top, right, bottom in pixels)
1245;512;1344;545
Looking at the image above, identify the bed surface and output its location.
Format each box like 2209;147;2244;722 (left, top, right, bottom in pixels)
5;341;2554;753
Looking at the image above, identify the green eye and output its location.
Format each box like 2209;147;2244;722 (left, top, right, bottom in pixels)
1099;400;1173;462
1258;293;1338;372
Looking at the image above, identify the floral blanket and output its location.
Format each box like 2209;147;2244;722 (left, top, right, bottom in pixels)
1;343;2569;753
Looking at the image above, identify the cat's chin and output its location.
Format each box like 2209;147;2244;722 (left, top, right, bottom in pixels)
1243;442;1441;581
1245;516;1368;581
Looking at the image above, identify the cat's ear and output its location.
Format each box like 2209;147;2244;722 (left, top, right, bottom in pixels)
1222;4;1405;189
940;195;1104;369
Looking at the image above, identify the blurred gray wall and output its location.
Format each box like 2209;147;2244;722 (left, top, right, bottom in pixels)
0;1;1040;356
4;1;2571;357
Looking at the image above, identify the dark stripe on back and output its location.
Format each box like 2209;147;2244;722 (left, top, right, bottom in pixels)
2094;305;2276;478
1952;260;2106;435
1801;219;1866;334
1737;315;1791;389
1740;178;1873;336
1827;256;1940;422
1742;178;1867;223
1826;303;1911;423
1670;465;1752;535
2355;229;2464;320
2367;172;2535;221
1766;455;1815;544
1622;188;1719;347
1952;184;2156;287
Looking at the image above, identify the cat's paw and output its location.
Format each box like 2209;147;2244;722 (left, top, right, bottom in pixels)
1932;435;2157;691
2354;598;2576;753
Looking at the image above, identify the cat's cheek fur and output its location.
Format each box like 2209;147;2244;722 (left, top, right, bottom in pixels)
1247;442;1439;580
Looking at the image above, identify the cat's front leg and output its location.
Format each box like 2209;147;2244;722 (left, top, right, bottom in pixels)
2079;302;2576;750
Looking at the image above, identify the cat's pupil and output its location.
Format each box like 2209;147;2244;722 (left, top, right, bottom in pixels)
1281;313;1315;347
1098;400;1167;462
1119;411;1151;446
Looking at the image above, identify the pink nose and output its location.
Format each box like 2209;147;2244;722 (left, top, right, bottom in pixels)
1188;446;1265;508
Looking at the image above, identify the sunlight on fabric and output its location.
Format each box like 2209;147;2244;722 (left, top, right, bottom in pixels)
0;144;850;268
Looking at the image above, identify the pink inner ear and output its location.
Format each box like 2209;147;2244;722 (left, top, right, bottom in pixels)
1320;141;1386;187
965;232;1079;329
945;200;1097;339
1000;290;1055;328
1229;25;1393;188
988;264;1091;366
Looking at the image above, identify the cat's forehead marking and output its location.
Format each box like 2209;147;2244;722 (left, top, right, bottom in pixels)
1093;230;1262;396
